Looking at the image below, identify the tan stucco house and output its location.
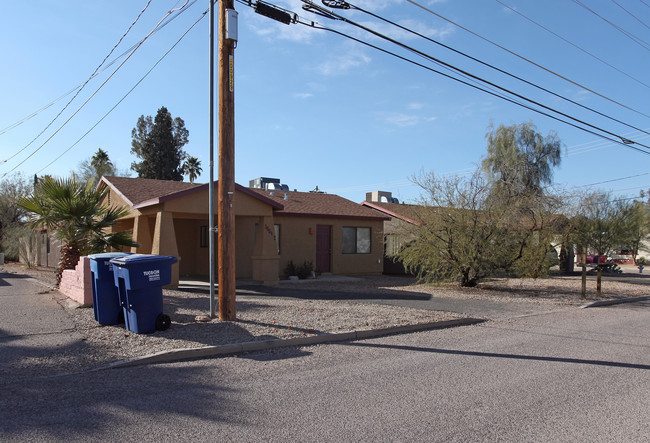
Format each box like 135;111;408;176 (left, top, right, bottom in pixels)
100;176;388;287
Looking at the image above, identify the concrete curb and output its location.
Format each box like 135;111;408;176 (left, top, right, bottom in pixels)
102;317;485;370
581;295;650;308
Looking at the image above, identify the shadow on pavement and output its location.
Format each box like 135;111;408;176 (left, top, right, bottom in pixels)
238;285;433;302
0;270;32;287
345;341;650;371
0;363;244;440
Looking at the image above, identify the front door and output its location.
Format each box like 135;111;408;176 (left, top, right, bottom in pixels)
316;225;331;273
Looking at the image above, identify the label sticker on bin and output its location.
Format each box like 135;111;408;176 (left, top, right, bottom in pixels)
144;269;161;281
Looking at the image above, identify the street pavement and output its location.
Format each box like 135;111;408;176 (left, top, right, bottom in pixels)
1;298;648;442
0;269;89;381
1;266;648;441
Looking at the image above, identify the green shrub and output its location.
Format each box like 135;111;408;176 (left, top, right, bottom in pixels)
285;259;314;279
296;260;314;279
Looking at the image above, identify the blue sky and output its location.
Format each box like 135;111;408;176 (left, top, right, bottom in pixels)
1;0;649;203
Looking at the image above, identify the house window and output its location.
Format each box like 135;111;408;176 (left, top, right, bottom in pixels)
342;227;371;254
200;225;208;248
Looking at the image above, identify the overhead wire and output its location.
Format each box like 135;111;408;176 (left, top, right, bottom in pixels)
2;0;191;178
494;0;650;91
242;1;650;158
318;24;650;156
38;5;209;174
403;0;650;119
580;172;650;188
570;0;650;51
337;0;650;137
0;0;197;138
0;86;82;136
1;0;153;164
608;0;650;30
297;1;650;154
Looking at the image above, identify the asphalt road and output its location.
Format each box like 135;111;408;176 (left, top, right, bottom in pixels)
2;300;648;442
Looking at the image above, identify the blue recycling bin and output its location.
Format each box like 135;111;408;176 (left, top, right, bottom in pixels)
88;252;132;325
110;254;178;334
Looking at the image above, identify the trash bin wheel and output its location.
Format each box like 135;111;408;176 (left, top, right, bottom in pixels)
156;314;171;331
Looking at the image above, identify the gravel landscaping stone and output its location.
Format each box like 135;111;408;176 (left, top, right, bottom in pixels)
3;263;648;377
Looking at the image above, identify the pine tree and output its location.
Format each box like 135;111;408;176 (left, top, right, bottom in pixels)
130;106;189;181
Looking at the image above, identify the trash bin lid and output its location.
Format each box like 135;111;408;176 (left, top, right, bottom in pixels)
110;254;178;266
88;252;133;260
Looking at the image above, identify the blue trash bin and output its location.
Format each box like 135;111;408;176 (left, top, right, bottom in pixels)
88;252;132;325
109;254;178;334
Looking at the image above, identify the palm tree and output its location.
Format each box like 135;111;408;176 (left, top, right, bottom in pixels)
91;148;113;171
17;176;137;283
182;156;202;183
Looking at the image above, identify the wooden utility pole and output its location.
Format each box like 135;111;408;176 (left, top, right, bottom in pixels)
218;0;236;320
208;0;216;319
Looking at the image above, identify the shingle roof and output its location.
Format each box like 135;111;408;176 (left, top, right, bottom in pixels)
101;176;203;207
100;176;283;210
361;201;424;225
100;177;382;219
249;189;389;220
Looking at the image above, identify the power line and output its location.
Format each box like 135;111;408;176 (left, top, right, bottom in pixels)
1;0;153;165
337;0;650;137
580;172;650;188
320;24;650;156
2;1;191;178
403;0;650;119
494;0;650;91
609;0;650;30
298;1;650;153
571;0;650;51
240;0;650;156
0;0;197;139
237;0;650;158
38;7;209;174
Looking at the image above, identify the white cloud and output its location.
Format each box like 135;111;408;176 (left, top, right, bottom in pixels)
293;92;314;99
572;89;590;102
315;49;372;76
353;18;454;42
380;113;417;127
380;107;438;127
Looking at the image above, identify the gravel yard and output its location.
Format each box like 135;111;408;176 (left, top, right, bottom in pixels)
3;263;648;374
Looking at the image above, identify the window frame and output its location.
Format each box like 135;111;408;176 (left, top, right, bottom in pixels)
342;226;371;254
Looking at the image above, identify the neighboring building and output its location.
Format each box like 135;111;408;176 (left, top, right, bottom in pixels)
37;229;61;269
361;191;422;275
18;228;61;268
99;176;388;287
363;191;580;275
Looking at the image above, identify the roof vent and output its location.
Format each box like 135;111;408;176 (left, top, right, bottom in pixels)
367;190;398;203
267;182;289;191
249;177;288;191
284;193;289;200
310;185;326;194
